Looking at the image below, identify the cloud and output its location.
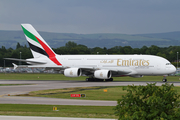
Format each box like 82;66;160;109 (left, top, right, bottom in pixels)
0;0;180;34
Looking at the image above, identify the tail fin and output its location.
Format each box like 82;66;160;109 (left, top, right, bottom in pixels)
21;24;62;66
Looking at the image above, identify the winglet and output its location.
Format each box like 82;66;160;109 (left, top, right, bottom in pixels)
12;63;18;70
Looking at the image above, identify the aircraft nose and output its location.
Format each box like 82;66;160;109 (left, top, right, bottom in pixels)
171;65;176;73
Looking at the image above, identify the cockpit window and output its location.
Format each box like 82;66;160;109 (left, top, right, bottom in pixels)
166;63;172;65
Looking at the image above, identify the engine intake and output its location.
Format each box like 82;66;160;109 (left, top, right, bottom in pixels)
64;68;82;77
94;70;112;79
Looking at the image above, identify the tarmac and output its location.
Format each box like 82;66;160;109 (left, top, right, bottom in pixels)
0;80;179;106
0;116;115;120
0;80;179;120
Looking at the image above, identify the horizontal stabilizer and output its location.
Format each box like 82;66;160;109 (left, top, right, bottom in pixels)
4;58;46;64
12;63;29;69
12;63;18;69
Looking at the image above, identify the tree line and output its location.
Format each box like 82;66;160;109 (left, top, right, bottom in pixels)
1;41;180;67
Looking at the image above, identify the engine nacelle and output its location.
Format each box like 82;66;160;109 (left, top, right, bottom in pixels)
130;75;143;78
64;68;82;77
94;70;112;79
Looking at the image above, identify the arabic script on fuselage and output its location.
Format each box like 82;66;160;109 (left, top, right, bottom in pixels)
100;60;114;63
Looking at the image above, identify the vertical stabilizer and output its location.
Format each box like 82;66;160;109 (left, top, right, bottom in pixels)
21;24;62;65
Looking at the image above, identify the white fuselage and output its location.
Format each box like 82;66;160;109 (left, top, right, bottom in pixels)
27;54;176;77
54;54;176;76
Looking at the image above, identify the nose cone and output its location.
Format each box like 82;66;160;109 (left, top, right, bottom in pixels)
171;65;176;74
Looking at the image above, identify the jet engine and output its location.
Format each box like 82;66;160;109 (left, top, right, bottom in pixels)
64;68;82;77
130;75;143;78
94;70;112;79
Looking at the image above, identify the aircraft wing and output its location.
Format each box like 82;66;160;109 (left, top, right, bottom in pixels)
76;66;132;76
110;68;132;73
4;58;46;64
6;58;132;76
48;66;131;75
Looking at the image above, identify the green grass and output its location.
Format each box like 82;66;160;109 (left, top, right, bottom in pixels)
20;85;180;101
0;73;180;82
0;104;116;119
0;74;180;118
20;86;127;101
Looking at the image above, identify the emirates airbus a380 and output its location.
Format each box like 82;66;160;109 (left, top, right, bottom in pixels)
5;24;176;82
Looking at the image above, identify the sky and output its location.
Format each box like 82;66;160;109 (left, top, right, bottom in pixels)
0;0;180;34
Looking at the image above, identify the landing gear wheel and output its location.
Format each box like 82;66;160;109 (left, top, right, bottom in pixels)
105;78;113;82
86;78;105;82
162;79;167;82
85;78;94;82
162;75;167;82
110;78;113;81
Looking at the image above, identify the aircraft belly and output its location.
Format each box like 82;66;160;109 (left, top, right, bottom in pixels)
133;66;154;75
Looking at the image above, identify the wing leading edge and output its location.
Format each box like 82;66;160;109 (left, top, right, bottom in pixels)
4;58;46;64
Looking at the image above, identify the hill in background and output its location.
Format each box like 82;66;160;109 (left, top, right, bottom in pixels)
0;30;180;49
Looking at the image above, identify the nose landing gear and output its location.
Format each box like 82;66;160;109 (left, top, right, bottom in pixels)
162;75;167;82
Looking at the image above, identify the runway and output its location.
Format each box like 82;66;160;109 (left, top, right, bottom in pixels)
0;96;116;106
0;80;179;106
0;116;115;120
0;80;179;120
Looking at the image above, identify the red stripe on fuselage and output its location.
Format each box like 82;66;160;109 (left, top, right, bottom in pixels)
35;36;62;65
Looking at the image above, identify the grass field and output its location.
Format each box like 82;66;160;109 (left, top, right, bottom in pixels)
0;73;180;82
29;86;126;100
0;104;116;119
19;86;127;101
20;85;180;101
4;84;180;118
1;73;180;118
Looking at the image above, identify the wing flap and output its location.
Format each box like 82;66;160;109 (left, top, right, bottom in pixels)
111;69;131;74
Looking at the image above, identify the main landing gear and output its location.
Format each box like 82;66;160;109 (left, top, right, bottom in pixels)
86;78;113;82
162;75;167;82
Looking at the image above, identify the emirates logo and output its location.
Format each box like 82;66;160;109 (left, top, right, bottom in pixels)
70;70;73;75
100;72;103;77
